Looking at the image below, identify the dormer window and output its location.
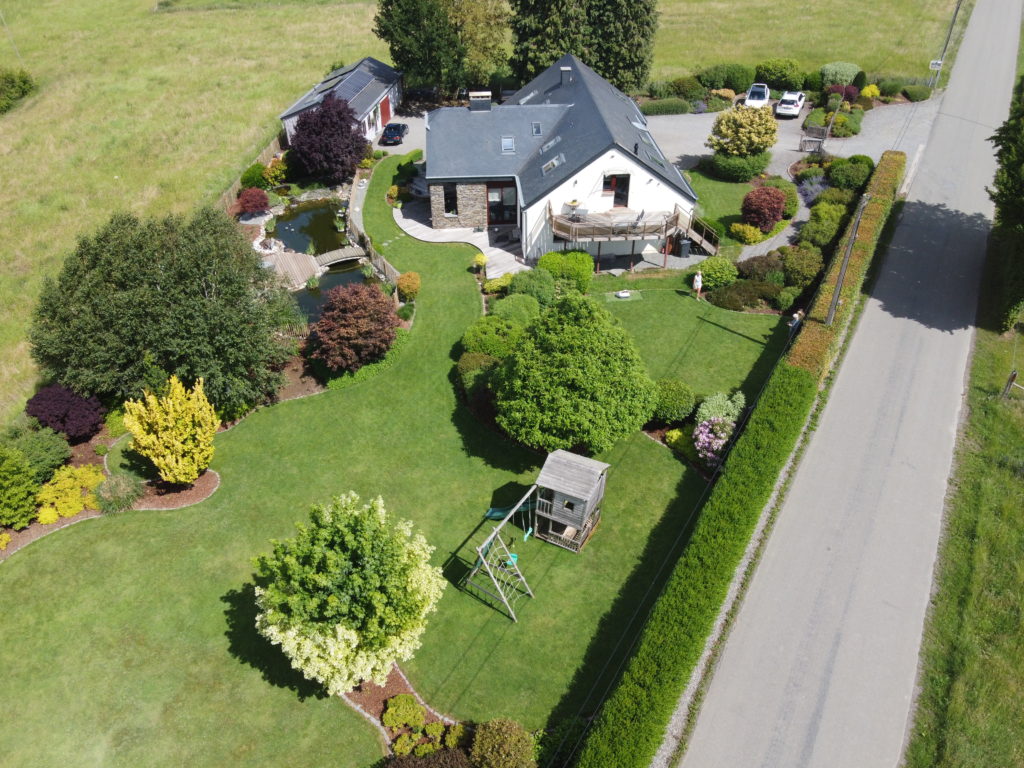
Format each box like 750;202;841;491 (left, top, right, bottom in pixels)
532;122;542;136
501;136;515;154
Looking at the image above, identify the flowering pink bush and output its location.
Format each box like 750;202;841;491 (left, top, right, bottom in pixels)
693;417;735;466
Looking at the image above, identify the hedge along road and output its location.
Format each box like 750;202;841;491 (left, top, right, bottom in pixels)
679;0;1022;766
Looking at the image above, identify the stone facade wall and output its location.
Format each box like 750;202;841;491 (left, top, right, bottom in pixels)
456;184;487;228
429;183;487;229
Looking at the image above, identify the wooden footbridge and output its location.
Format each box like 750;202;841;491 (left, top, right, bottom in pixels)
314;245;365;268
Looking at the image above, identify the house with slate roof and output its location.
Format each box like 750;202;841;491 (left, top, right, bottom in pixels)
280;57;402;144
424;54;718;263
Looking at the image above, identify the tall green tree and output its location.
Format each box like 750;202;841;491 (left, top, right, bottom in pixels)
584;0;657;92
492;294;655;453
375;0;466;94
509;0;657;91
508;0;589;84
443;0;513;85
254;492;446;695
30;208;298;420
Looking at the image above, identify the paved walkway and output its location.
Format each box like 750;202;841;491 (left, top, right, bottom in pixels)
392;200;529;279
676;0;1021;766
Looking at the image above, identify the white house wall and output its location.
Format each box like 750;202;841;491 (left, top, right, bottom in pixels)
520;148;696;261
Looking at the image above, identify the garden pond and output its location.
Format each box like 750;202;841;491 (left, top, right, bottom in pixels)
293;262;368;322
270;199;350;255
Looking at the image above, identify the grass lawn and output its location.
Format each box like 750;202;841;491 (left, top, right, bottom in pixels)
604;286;787;398
684;169;751;259
0;0;966;420
903;320;1024;768
0;154;784;764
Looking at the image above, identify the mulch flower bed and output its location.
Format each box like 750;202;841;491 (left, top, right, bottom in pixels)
275;355;326;401
345;665;448;727
133;470;219;510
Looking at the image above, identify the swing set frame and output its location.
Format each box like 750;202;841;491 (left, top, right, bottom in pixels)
464;485;537;622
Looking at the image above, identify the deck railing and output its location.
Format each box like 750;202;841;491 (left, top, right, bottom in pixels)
550;209;679;241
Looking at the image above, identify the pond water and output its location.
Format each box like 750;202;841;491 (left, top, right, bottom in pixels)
272;200;349;255
293;263;366;322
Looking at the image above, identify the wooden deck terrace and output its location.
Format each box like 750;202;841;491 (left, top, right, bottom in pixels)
550;209;680;242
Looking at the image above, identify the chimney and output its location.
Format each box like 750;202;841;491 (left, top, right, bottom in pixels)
469;91;492;112
560;66;573;87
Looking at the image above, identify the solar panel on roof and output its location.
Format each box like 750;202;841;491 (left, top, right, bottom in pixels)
334;69;374;103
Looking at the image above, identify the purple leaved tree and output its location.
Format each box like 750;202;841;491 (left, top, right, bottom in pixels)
290;95;368;185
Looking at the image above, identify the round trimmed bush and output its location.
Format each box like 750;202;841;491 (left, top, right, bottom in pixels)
241;163;268;190
775;286;801;311
491;294;540;326
671;75;706;100
902;84;931;102
796;166;825;183
508;268;555;307
817;187;855;207
852;70;867;88
828;159;871;191
707;151;772;182
781;245;824;288
26;384;106;443
878;79;904;97
799;201;847;247
737;252;783;281
653;379;697;424
470;718;536;768
730;222;765;245
461;316;524;359
755;58;803;91
742;186;786;233
3;423;70;484
848;154;875;172
698;256;739;290
803;71;823;92
697;63;755;92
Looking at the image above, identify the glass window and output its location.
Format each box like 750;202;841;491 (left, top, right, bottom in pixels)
443;184;458;215
501;136;515;153
532;122;542;136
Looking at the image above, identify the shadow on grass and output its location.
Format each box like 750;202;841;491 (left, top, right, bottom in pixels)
540;467;710;767
221;583;327;702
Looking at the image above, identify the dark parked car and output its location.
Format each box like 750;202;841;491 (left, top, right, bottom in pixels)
380;123;409;145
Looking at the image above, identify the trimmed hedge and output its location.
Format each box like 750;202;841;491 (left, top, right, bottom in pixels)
640;98;692;116
573;149;907;768
788;150;906;378
574;363;818;768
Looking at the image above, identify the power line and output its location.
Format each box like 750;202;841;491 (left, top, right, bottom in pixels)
0;6;26;67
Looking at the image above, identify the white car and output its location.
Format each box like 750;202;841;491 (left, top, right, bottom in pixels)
744;82;771;109
775;91;806;118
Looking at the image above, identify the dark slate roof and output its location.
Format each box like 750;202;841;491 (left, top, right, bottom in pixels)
280;57;400;122
537;450;610;502
426;54;696;206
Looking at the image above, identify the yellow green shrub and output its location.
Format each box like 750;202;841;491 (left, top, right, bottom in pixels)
861;84;880;100
36;464;104;522
0;531;11;550
123;376;219;486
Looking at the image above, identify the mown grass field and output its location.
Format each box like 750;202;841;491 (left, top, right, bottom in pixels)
0;155;784;765
0;0;964;420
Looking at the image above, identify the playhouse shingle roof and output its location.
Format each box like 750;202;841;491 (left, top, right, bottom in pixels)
537;450;610;502
425;54;696;206
280;57;400;123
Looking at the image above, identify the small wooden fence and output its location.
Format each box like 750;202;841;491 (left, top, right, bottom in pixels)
215;134;284;213
349;217;401;284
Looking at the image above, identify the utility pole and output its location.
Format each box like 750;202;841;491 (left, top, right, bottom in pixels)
929;0;964;87
1001;369;1023;398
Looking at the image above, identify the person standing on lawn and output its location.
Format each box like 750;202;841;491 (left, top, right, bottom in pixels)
693;269;703;301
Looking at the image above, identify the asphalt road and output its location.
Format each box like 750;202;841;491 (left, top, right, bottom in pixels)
677;0;1022;766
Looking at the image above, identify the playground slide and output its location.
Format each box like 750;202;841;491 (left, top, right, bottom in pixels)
485;499;536;520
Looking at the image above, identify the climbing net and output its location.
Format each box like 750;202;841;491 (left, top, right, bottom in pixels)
464;492;536;622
